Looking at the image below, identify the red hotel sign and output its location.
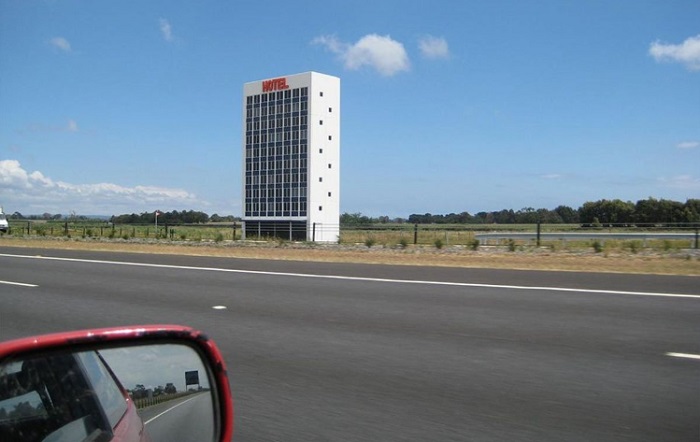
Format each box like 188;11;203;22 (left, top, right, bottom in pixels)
262;77;289;92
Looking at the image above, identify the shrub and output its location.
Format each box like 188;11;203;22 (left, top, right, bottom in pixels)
592;240;603;253
434;238;444;249
364;237;376;248
215;233;224;243
507;239;517;252
469;239;480;251
398;237;408;249
628;241;640;254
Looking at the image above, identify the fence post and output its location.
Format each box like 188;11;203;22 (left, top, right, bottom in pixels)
232;223;237;241
414;224;418;245
536;222;541;247
695;228;699;250
312;223;316;242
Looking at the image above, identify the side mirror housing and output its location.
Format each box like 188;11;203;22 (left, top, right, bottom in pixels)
0;325;233;442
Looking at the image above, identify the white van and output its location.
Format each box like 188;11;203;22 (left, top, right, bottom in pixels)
0;208;8;232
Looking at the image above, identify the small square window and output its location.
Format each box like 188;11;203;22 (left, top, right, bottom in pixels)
328;164;332;169
328;135;332;141
319;177;323;182
329;107;332;112
328;192;332;197
319;206;323;211
319;148;323;154
319;120;323;125
320;91;324;97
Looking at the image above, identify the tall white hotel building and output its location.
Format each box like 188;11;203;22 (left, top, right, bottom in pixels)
242;72;340;242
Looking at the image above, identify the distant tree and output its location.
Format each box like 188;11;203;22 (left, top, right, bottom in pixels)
554;205;579;224
579;199;635;225
634;197;685;224
165;383;177;394
340;212;372;225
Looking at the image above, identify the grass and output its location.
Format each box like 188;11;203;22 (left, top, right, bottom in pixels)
1;235;698;276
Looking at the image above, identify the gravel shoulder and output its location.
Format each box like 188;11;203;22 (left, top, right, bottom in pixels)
2;236;699;276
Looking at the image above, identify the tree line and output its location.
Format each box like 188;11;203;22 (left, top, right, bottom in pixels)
408;198;700;225
110;210;239;224
342;198;700;226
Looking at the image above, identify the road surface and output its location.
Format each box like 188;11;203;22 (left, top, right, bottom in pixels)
1;246;698;441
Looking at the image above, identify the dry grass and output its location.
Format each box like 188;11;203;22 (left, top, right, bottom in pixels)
1;236;699;276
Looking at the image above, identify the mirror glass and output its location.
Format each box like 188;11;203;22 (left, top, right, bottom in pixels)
0;343;215;442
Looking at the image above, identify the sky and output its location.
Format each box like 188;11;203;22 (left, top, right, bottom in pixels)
1;1;699;218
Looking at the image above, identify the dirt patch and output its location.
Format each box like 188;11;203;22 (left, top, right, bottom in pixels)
2;236;699;276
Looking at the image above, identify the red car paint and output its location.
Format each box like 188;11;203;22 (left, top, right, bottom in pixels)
0;325;233;442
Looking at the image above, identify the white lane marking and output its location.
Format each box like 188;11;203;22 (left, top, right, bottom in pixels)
143;394;200;425
0;252;698;299
0;280;38;287
212;305;227;310
666;352;700;360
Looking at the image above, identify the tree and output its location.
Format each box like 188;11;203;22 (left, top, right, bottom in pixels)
579;199;634;225
554;205;579;224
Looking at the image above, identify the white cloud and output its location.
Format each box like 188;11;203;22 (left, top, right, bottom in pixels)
49;37;72;52
0;160;199;214
19;120;79;134
540;174;562;180
649;34;700;71
677;141;699;149
658;175;700;190
418;35;450;59
159;18;174;42
313;34;410;77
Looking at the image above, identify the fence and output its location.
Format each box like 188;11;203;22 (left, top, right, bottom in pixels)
2;220;699;250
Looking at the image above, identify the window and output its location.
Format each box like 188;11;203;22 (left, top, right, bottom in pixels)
328;192;332;197
329;107;332;112
319;148;323;154
319;177;323;182
320;91;324;97
328;163;332;169
328;135;332;141
319;206;323;211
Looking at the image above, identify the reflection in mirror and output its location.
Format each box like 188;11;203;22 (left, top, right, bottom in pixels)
0;344;215;442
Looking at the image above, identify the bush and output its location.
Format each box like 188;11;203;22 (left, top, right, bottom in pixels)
469;239;480;251
215;233;224;243
628;241;640;254
365;237;376;248
434;238;444;249
398;237;408;249
507;239;517;252
592;240;603;253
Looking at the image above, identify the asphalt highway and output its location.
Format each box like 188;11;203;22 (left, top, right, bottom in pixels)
1;246;698;441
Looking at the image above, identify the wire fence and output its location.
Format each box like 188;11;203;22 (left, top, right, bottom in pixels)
2;220;699;250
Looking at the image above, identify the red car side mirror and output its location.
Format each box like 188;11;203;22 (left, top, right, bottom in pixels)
0;325;233;442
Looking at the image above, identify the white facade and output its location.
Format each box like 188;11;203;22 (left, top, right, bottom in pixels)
242;72;340;242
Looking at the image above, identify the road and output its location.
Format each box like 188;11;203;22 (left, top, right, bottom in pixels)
138;392;214;442
1;246;699;441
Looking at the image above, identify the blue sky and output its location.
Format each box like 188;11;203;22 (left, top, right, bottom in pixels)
1;1;698;218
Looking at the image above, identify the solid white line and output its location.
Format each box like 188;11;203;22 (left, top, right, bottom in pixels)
0;280;38;287
144;394;200;425
666;352;700;360
1;252;698;299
